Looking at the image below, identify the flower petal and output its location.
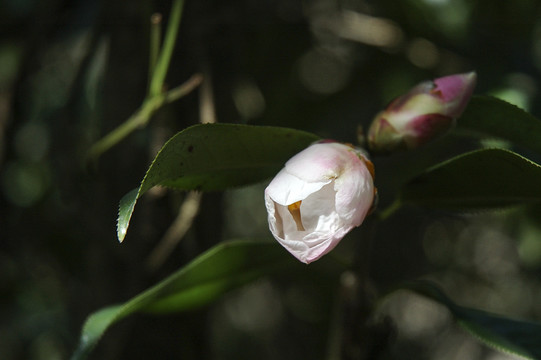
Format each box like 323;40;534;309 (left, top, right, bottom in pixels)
264;141;375;263
367;72;477;153
285;143;349;181
265;168;330;206
334;162;374;226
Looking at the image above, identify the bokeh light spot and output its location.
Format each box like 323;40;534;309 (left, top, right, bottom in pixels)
232;80;266;120
407;38;439;69
14;122;50;162
2;161;50;207
298;49;351;95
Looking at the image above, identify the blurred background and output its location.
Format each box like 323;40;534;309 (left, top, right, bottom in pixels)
2;0;541;359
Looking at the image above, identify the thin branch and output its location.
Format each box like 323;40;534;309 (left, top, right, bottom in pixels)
198;64;216;124
377;198;402;221
164;73;203;104
87;96;161;161
145;191;202;271
86;0;190;161
144;67;215;271
86;73;202;161
148;0;184;97
148;13;163;91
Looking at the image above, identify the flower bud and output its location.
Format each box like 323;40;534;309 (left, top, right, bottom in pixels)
367;72;477;153
264;142;376;264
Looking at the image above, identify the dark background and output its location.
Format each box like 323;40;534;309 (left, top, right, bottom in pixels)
2;0;541;359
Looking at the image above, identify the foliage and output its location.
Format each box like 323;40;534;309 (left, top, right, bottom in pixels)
77;96;541;359
3;0;541;360
117;124;319;242
71;241;298;360
401;281;541;360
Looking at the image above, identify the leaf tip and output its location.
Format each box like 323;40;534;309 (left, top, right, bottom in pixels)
117;188;140;244
117;225;127;243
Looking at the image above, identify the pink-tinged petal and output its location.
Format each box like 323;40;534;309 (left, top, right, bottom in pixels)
285;142;350;181
433;71;477;104
334;164;374;225
367;71;477;153
367;115;402;152
264;142;375;263
403;113;454;148
395;93;445;118
386;81;434;111
300;226;353;263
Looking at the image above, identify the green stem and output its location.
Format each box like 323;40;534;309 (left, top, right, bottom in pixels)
87;73;202;161
377;198;402;221
164;73;203;104
87;96;164;161
148;13;163;91
149;0;184;97
86;1;187;161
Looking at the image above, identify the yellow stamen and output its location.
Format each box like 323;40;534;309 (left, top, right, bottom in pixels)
287;201;305;231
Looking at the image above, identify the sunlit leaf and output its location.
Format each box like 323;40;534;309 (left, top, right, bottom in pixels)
117;124;320;242
402;281;541;360
71;240;296;360
457;95;541;154
400;148;541;210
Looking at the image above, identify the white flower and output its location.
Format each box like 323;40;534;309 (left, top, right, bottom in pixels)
265;142;375;263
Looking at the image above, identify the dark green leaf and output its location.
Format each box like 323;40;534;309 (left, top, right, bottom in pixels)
400;148;541;210
457;96;541;154
71;240;295;360
117;123;320;242
402;281;541;360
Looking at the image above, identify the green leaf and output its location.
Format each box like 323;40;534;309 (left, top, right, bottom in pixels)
117;123;320;242
71;240;295;360
402;281;541;360
457;95;541;154
400;148;541;210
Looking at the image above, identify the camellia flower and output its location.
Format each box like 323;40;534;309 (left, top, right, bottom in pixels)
264;141;376;264
367;71;477;153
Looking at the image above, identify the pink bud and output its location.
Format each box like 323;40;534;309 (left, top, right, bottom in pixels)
367;72;477;152
264;142;376;264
